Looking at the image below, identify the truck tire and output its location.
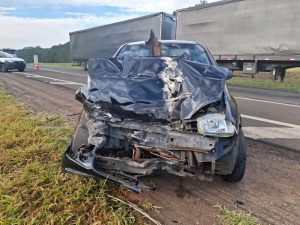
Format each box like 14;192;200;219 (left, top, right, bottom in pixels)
222;130;246;182
81;61;87;71
272;68;277;81
279;68;286;83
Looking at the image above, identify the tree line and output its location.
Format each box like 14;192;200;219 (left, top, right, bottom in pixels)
17;42;71;63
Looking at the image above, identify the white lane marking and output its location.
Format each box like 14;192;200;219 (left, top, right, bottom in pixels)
15;72;85;86
28;66;86;77
236;96;300;108
49;81;77;85
241;114;300;129
243;127;300;139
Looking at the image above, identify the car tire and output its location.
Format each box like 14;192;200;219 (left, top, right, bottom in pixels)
222;130;246;182
18;68;25;72
1;64;8;72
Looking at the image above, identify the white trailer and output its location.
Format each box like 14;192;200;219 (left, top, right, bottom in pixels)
175;0;300;80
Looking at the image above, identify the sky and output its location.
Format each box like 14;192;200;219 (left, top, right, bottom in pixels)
0;0;218;49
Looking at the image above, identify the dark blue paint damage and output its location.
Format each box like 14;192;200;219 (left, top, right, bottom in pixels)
62;56;243;192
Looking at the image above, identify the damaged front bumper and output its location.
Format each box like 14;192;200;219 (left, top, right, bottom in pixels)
62;116;239;192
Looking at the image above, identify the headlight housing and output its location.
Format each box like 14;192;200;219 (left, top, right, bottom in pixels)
197;113;236;137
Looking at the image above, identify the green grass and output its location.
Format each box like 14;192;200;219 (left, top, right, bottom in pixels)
0;90;145;225
38;63;81;70
219;207;260;225
227;68;300;92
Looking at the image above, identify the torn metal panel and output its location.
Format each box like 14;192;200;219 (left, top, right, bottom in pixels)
77;57;229;121
87;120;218;152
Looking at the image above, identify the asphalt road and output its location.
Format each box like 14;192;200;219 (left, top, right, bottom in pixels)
0;65;300;224
8;65;300;151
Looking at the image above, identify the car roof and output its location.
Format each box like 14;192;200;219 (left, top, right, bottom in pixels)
127;40;199;45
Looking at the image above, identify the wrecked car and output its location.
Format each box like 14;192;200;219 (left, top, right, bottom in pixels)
62;36;246;192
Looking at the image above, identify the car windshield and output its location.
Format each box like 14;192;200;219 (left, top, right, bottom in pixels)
2;49;17;55
0;52;14;58
117;43;211;65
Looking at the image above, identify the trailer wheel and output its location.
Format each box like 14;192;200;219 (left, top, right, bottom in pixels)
272;67;286;82
80;61;87;71
272;68;278;81
279;68;286;83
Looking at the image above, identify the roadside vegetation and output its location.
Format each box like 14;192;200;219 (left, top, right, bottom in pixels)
228;68;300;92
17;42;70;63
218;207;261;225
0;89;147;225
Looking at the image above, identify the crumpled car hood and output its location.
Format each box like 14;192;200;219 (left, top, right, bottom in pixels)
76;57;230;121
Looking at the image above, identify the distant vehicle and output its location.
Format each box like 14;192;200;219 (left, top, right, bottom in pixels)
69;12;175;71
1;48;17;57
0;51;26;72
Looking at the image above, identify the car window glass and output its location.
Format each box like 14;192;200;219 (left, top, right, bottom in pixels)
117;45;150;60
161;43;210;64
4;50;16;55
0;52;13;58
116;43;211;65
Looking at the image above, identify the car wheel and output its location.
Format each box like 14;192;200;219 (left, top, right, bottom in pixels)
18;68;25;72
1;64;8;72
222;129;246;182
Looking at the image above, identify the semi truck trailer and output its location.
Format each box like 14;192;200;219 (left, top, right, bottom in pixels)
70;12;175;70
175;0;300;80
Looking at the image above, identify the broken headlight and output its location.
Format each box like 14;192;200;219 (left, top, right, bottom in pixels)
197;113;235;137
